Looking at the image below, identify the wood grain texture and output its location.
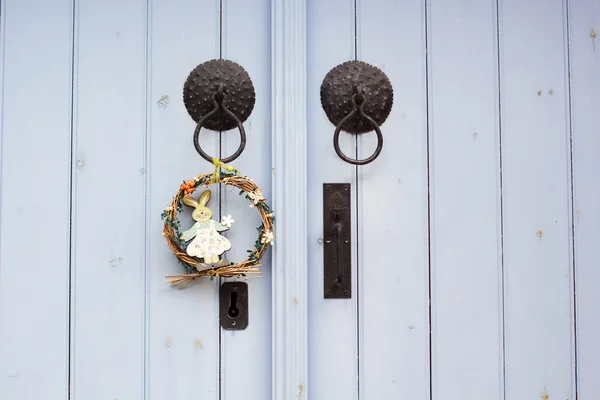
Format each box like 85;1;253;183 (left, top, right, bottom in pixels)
357;0;430;398
69;0;147;398
0;1;73;398
307;0;358;398
500;0;575;398
220;0;272;398
427;1;504;399
147;0;220;398
568;0;600;398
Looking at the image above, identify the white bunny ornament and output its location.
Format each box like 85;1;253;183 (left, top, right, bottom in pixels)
179;190;234;270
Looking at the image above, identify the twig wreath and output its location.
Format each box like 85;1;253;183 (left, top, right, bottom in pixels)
161;160;274;289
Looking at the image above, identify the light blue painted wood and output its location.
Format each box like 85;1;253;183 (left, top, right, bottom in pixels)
500;0;575;398
220;0;272;398
568;0;600;398
3;2;600;398
426;1;504;399
0;1;73;398
271;0;309;399
270;0;309;398
147;0;221;398
307;0;358;398
69;0;147;398
356;1;430;398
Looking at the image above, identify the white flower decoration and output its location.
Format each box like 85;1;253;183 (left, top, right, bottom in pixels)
221;215;235;228
248;188;265;207
261;230;274;246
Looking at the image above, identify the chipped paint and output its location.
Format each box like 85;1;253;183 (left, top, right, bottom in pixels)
194;339;203;349
548;89;553;95
541;391;549;400
293;297;299;307
297;383;304;399
591;28;597;51
537;90;542;96
157;95;169;108
76;159;84;170
109;257;123;268
536;229;543;239
165;337;173;347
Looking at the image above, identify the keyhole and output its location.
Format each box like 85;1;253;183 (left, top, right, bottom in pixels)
228;290;239;318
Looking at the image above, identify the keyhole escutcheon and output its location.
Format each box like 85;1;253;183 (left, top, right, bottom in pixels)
228;289;239;318
219;282;249;330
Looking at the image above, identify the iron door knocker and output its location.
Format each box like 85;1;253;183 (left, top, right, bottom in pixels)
183;59;255;163
320;60;393;165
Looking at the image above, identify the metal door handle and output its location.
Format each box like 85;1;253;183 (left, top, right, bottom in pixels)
334;222;344;285
323;184;351;298
183;59;255;164
193;85;247;163
333;93;384;165
320;60;393;166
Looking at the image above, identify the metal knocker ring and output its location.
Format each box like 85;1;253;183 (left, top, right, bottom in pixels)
193;89;247;164
333;94;384;166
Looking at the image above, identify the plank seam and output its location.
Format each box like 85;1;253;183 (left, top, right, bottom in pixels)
493;1;507;399
563;0;579;398
143;0;152;398
67;0;79;398
423;0;433;398
354;1;361;399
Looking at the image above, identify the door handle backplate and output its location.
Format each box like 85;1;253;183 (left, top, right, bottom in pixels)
323;183;351;299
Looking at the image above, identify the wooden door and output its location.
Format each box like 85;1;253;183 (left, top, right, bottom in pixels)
306;0;600;399
0;1;273;399
1;0;600;399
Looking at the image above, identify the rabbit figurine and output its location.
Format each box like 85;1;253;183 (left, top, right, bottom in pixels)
180;190;232;269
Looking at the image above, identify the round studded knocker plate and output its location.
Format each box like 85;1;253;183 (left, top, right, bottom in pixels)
183;59;255;132
320;60;393;134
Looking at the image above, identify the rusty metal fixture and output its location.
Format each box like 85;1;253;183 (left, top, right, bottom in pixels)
320;60;393;165
183;59;255;163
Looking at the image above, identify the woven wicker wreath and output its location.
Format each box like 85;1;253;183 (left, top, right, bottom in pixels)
161;167;274;289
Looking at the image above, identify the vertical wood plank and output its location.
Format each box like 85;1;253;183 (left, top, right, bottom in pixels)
307;0;358;398
426;1;504;399
220;0;272;399
271;0;309;397
148;0;220;398
500;0;575;398
0;1;73;398
356;0;430;398
69;0;147;398
568;0;600;398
